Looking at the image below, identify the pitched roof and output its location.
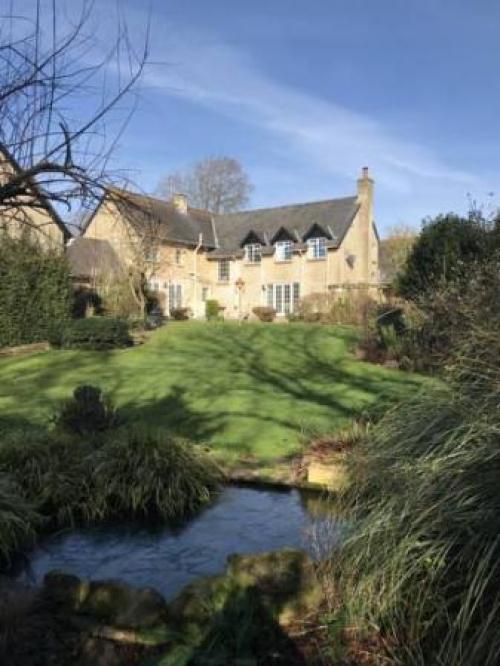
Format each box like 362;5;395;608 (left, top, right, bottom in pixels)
67;237;123;278
90;188;217;249
213;196;360;252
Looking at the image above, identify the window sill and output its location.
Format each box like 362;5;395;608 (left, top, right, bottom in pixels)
217;280;231;285
274;259;292;264
243;261;261;266
306;256;327;262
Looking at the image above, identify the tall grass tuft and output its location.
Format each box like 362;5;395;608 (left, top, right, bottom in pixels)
332;255;500;665
0;474;40;563
91;426;224;521
0;428;95;526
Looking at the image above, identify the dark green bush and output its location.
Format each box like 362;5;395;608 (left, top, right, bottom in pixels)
91;426;223;521
0;236;71;348
54;385;119;436
206;299;221;321
60;316;132;350
397;213;498;299
252;306;276;322
170;307;191;321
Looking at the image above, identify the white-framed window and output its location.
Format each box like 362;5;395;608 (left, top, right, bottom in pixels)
266;283;300;315
274;240;293;262
307;237;327;259
218;259;230;282
244;243;261;264
168;283;182;311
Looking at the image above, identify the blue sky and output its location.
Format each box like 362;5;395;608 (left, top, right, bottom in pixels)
36;1;500;234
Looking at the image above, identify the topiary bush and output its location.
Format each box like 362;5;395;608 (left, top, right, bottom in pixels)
252;306;276;322
0;236;71;348
91;426;223;521
53;385;119;437
59;316;132;350
206;299;221;321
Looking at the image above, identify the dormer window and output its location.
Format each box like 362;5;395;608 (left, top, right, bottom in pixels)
307;237;327;259
275;240;292;262
244;243;261;264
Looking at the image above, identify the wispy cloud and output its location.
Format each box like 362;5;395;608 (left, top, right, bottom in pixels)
143;23;481;200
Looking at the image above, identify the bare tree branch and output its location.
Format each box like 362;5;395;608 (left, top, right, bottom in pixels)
0;0;150;234
156;156;253;214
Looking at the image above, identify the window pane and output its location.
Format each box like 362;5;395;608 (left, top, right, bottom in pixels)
275;241;292;261
275;285;283;314
218;259;230;281
267;284;274;307
308;237;326;258
245;244;261;263
284;284;291;314
293;282;300;309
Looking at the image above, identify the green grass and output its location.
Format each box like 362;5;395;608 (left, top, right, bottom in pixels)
0;322;427;464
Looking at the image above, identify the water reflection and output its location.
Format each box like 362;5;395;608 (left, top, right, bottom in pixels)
10;485;342;600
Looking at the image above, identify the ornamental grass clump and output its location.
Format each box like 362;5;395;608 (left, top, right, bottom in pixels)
0;428;93;527
91;427;223;521
0;474;39;564
333;254;500;665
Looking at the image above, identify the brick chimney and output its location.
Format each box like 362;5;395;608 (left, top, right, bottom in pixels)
356;166;374;281
172;193;188;214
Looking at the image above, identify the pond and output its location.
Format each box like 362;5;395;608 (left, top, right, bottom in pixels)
9;485;340;601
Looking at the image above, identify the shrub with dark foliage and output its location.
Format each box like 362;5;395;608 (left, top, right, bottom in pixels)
0;236;71;348
54;385;119;436
59;317;132;350
397;213;497;299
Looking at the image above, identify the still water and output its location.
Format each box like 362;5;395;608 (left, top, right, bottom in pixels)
10;485;339;600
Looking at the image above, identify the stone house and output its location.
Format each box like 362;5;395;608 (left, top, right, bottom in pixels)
78;167;379;319
0;146;70;248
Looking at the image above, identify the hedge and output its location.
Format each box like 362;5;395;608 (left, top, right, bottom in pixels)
0;236;71;348
58;317;132;350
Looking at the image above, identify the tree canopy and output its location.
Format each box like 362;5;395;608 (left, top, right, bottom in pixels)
156;156;253;214
397;213;498;299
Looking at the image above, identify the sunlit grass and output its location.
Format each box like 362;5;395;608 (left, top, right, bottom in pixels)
0;322;427;463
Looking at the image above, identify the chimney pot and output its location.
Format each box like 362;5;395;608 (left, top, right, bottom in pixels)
362;166;369;179
172;193;188;214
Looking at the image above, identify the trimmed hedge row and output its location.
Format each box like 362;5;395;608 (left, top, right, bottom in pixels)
51;317;133;351
0;236;71;348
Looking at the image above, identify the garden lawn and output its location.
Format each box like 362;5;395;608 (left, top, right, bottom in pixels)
0;322;427;464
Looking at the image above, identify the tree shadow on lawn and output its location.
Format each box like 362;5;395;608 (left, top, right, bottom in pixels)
171;323;426;414
0;324;428;448
122;384;224;444
119;324;427;456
